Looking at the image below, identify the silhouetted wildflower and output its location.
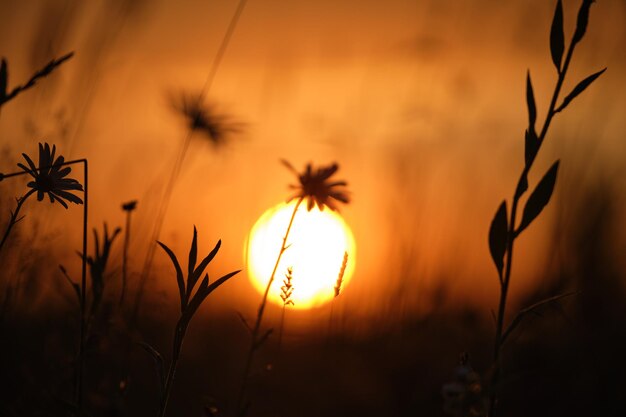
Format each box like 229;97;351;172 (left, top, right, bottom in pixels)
169;92;242;146
281;160;350;211
122;200;137;212
18;142;83;209
442;353;485;417
84;223;121;317
120;200;137;305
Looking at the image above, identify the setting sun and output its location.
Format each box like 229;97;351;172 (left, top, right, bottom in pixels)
246;201;356;309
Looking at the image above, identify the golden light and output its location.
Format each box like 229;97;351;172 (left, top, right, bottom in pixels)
246;201;356;309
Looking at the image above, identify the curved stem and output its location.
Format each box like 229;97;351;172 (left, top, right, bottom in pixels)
236;197;303;415
0;188;36;254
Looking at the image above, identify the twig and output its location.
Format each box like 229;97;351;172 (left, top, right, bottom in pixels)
500;291;578;347
0;189;36;253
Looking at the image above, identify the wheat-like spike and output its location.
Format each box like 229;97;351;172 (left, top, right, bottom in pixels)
280;266;294;306
334;252;348;298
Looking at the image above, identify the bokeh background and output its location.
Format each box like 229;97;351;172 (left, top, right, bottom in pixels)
1;0;625;416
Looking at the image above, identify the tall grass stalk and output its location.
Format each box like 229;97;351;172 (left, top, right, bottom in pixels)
486;1;603;415
132;0;248;326
140;227;239;417
277;266;294;351
120;201;137;305
327;251;347;338
0;52;74;111
237;197;303;415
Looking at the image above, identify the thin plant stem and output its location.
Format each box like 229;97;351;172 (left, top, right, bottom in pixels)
488;27;579;417
328;251;347;341
120;208;132;305
237;197;303;415
277;266;294;351
159;320;188;417
327;299;335;339
76;160;89;412
131;0;248;327
0;188;36;253
277;305;286;351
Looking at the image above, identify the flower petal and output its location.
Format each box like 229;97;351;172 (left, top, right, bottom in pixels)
20;153;38;175
49;191;69;209
56;166;71;178
54;189;84;205
17;162;37;178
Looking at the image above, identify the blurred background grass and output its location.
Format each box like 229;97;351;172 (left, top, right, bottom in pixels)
0;0;625;415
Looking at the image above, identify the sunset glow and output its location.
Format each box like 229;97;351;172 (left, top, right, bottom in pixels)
246;201;356;309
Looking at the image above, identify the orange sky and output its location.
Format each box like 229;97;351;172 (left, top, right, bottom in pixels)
0;0;624;325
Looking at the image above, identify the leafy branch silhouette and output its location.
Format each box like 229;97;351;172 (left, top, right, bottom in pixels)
486;1;604;416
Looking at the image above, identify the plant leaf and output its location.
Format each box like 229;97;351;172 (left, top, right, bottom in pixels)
254;328;273;350
555;68;606;113
517;160;560;235
157;241;187;312
237;311;252;332
190;240;222;292
500;291;578;346
550;0;564;72
184;270;239;322
59;265;81;306
187;226;198;295
489;201;508;280
204;270;241;298
573;0;594;45
137;341;166;397
184;274;210;321
526;71;537;134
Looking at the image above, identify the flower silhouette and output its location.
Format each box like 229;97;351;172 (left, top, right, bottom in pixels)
18;142;84;209
169;92;243;146
282;160;350;211
122;200;137;212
